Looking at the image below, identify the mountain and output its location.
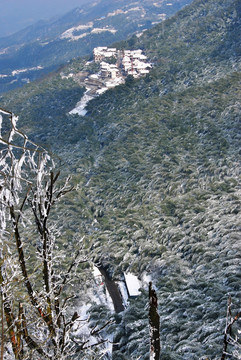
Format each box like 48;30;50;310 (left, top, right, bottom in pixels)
0;0;89;37
1;0;241;359
0;0;192;94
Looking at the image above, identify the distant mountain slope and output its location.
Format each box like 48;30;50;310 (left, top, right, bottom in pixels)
0;0;192;94
1;0;241;359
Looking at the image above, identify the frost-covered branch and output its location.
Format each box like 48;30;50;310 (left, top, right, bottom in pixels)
0;109;97;359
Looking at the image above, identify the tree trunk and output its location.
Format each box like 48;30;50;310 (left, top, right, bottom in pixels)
149;282;160;360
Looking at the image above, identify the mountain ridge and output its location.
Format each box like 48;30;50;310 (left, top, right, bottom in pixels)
0;0;192;94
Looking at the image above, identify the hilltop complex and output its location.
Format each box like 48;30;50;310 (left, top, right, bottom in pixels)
69;46;153;115
93;46;152;81
64;46;152;95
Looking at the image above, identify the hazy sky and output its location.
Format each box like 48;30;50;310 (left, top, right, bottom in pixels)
0;0;91;37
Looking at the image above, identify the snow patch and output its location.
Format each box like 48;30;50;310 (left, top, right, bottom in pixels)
69;88;95;116
61;73;74;79
107;9;125;17
91;28;117;34
96;87;108;95
124;273;141;297
142;272;152;286
0;48;9;55
118;281;129;307
107;7;143;17
60;22;93;40
92;266;114;311
71;265;115;357
11;66;43;76
60;23;116;41
128;7;143;12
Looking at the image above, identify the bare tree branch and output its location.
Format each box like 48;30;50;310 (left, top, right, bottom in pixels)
221;296;241;360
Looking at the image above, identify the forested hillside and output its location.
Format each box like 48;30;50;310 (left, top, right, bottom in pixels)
0;0;240;359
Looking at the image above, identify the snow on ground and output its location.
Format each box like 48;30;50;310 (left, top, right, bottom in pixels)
89;74;99;79
61;73;74;79
128;7;143;12
72;268;151;357
97;87;108;95
118;281;129;307
107;7;142;17
69;81;115;116
60;22;93;40
12;66;43;76
142;272;152;286
105;77;124;88
73;302;113;359
92;266;114;311
73;302;92;338
124;272;141;297
0;66;43;80
91;28;117;35
72;265;115;358
69;88;95;116
107;9;125;17
0;48;9;55
60;23;116;41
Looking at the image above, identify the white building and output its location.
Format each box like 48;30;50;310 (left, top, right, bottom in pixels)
94;47;117;62
93;46;152;79
100;61;120;79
